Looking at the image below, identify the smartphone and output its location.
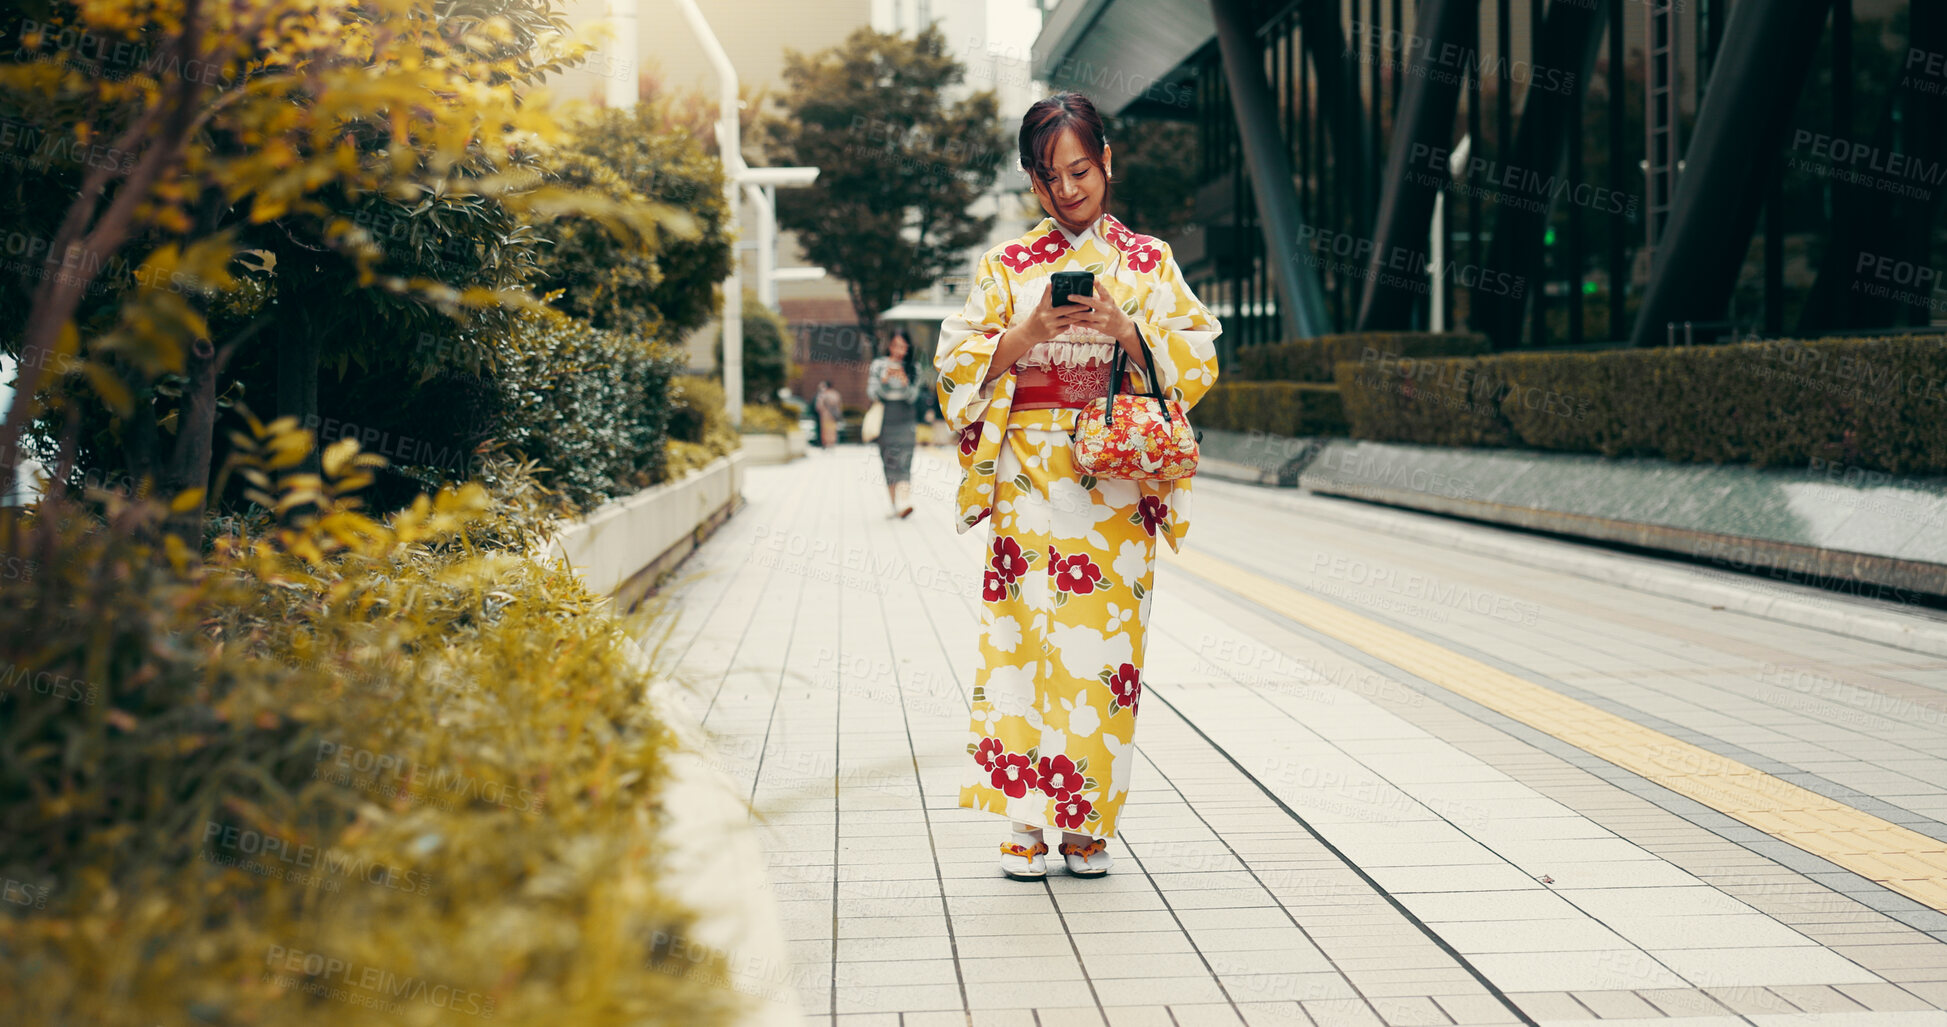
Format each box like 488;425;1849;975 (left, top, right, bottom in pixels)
1048;270;1093;305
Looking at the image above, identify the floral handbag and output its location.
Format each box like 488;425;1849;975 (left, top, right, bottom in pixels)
1070;328;1200;481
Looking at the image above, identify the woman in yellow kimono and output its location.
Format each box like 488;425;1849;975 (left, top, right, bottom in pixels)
934;92;1222;880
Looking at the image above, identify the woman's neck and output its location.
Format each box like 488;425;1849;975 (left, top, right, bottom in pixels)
1051;211;1101;237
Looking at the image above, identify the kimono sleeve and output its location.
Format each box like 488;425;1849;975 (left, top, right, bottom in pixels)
1130;241;1222;412
934;250;1013;434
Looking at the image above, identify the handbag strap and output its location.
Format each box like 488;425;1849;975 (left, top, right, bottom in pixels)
1102;327;1171;428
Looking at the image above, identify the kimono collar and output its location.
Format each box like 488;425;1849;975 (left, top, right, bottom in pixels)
1031;213;1151;258
1053;214;1103;250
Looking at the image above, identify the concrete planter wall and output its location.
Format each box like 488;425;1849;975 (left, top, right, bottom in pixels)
548;451;745;602
741;426;807;465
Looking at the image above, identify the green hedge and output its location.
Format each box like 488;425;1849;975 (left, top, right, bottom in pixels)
1235;331;1491;382
489;307;687;510
1333;334;1947;473
1194;382;1347;437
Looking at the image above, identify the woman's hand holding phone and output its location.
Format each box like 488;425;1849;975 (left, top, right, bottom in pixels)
1020;280;1088;341
1067;282;1140;357
980;278;1118;384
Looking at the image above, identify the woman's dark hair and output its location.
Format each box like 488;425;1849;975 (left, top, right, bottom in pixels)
884;328;918;381
1019;91;1111;205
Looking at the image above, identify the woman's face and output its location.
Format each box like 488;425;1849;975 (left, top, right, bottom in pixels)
889;334;909;360
1030;127;1112;231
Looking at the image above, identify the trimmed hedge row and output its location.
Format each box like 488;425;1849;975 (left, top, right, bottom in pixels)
1193;382;1347;437
1333;334;1947;474
1234;331;1492;382
490;307;689;510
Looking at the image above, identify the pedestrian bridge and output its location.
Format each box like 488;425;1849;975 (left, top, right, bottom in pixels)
649;441;1947;1027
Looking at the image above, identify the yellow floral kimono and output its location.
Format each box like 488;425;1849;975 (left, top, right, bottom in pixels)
935;213;1221;839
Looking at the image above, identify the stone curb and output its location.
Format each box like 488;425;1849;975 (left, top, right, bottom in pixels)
1195;476;1947;658
622;640;805;1027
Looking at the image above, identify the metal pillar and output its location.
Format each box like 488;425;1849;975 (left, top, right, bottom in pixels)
603;0;639;109
1354;0;1481;331
1211;0;1330;339
676;0;743;424
1797;1;1947;333
750;183;776;311
1643;0;1681;273
1628;0;1833;348
1296;0;1371;239
1477;0;1611;348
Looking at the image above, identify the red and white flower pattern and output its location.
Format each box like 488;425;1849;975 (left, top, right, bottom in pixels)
1054;796;1094;830
989;752;1037;798
1036;754;1081;800
982;568;1007;603
940;211;1223;842
1103;215;1163;274
991;536;1029;581
997;230;1071;273
1107;663;1142;715
1051;548;1105;596
1072;392;1200;483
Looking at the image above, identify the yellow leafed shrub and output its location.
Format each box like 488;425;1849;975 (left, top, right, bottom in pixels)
664;377;741;480
0;417;747;1027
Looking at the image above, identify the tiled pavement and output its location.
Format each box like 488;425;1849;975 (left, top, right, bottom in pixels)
645;445;1947;1026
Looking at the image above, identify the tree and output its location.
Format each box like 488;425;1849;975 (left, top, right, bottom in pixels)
0;0;670;522
533;99;734;340
758;24;1005;342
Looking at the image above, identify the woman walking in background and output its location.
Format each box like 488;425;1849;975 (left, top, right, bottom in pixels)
869;329;920;518
814;380;841;448
934;92;1221;879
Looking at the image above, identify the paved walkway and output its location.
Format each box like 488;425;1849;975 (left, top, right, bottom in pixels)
647;443;1947;1027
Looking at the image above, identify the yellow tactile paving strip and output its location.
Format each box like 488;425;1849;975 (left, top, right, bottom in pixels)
1166;546;1947;913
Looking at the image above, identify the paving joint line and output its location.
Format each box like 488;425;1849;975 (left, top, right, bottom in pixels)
874;544;974;1021
698;461;817;724
1141;684;1542;1027
876;463;1112;1025
1142;628;1734;1015
1105;822;1251;1022
1125;741;1399;1025
1429;627;1947;847
1162;550;1947;920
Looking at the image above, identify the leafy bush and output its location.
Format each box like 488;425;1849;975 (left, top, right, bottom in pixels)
714;292;797;405
740;404;798;435
1194;382;1347;437
1334;351;1516;448
1333;334;1947;473
665;376;741;479
487;307;687;510
1234;332;1491;382
534;101;734;339
0;0;679;526
0;422;744;1027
